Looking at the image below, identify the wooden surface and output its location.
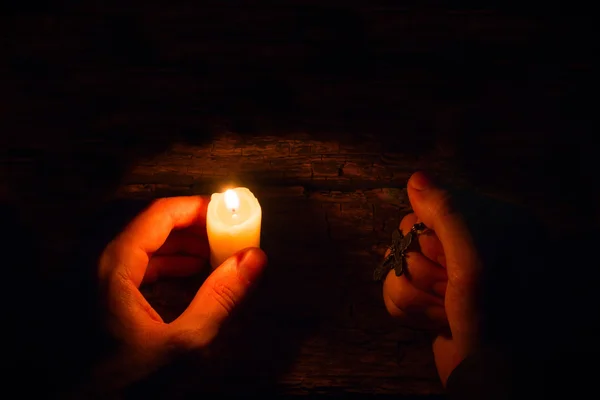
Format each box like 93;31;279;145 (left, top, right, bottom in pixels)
0;3;596;397
122;135;450;396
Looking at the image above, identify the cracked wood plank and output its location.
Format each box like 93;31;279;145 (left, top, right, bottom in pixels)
117;134;459;197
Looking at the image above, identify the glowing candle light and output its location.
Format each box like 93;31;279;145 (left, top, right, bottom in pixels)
206;187;262;269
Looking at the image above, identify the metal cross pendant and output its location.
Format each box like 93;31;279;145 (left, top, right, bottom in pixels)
373;222;428;282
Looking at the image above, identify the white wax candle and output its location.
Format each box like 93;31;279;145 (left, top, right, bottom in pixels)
206;187;262;268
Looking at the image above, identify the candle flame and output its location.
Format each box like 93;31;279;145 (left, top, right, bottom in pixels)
224;189;240;211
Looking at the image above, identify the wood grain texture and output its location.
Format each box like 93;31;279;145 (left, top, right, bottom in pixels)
119;134;458;194
115;135;446;396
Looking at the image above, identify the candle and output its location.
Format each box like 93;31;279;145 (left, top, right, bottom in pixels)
206;187;262;268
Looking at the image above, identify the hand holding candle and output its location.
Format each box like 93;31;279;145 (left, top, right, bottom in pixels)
206;187;262;269
94;195;267;393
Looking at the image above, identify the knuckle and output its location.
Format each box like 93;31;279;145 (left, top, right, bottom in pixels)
401;212;416;222
384;291;406;319
167;329;211;353
98;249;113;282
383;283;403;311
98;242;126;287
145;197;170;216
208;282;238;315
400;213;417;232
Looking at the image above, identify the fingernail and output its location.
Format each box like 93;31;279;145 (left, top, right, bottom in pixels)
236;247;267;284
409;171;434;191
432;281;447;297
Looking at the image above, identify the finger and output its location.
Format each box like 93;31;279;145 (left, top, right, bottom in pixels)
143;256;207;285
432;335;464;387
399;213;446;267
383;286;448;330
407;171;481;356
104;196;208;287
405;252;448;297
171;247;267;348
407;172;480;286
417;230;446;268
399;212;418;236
154;231;209;257
122;196;209;253
384;269;444;312
392;215;447;296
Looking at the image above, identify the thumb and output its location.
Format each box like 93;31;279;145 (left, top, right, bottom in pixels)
171;247;267;347
407;171;481;357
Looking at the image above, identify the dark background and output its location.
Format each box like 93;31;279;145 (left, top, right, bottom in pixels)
1;1;597;397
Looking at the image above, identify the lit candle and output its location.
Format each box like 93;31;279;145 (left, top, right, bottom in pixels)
206;187;262;269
